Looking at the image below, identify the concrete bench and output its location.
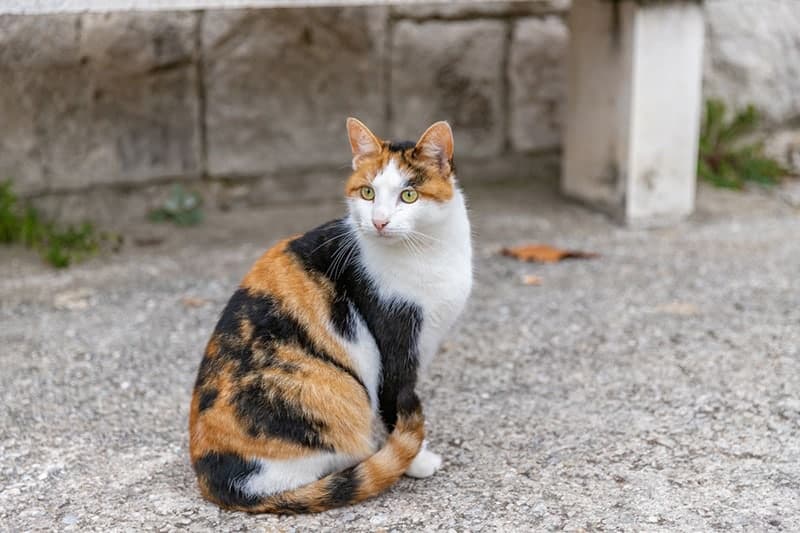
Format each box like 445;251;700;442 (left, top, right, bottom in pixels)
564;0;704;225
2;0;704;226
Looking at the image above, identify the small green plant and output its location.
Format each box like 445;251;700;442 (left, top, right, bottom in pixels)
42;223;101;268
698;99;786;189
148;184;204;226
0;181;104;268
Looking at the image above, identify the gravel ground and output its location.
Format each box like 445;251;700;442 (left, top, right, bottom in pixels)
1;179;799;532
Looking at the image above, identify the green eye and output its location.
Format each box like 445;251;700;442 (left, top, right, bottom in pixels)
360;186;375;201
401;189;418;204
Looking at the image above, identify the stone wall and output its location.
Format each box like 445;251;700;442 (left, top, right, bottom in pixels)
0;12;203;198
1;0;798;220
703;0;800;173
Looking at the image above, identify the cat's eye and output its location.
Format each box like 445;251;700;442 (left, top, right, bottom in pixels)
400;189;418;204
360;186;375;201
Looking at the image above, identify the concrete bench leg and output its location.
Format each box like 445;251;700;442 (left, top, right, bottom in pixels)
562;0;705;226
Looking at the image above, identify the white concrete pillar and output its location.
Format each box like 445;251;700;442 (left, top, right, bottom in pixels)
562;0;705;226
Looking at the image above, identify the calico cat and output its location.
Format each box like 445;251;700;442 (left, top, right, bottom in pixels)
188;118;472;514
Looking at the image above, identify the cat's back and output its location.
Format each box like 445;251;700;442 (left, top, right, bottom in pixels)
189;221;375;478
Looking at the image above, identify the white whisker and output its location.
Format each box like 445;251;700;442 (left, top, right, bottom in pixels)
310;227;354;255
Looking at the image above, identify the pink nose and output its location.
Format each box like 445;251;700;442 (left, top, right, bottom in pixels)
372;218;389;231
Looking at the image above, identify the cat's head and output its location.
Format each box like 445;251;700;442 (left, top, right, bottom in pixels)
345;118;457;243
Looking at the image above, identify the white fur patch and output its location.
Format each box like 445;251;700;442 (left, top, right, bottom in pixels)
332;311;382;412
405;442;443;478
241;453;360;496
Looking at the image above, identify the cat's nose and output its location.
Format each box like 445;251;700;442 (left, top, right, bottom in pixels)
372;218;390;232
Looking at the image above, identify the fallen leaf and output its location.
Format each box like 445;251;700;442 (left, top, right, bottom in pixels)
501;244;598;263
522;274;543;286
181;296;210;308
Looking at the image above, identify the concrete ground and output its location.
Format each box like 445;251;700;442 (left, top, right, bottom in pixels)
1;178;799;532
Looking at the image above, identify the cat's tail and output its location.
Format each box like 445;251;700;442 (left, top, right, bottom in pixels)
236;387;425;514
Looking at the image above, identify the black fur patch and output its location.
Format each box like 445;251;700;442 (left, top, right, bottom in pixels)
287;220;350;278
233;381;331;450
325;466;360;506
198;388;218;412
193;452;261;508
270;498;311;515
395;148;439;188
194;353;218;389
386;140;415;152
366;293;421;431
396;386;422;417
329;295;357;341
212;288;367;392
289;219;423;431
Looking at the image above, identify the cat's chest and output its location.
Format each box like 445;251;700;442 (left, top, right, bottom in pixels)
361;242;472;363
369;247;470;327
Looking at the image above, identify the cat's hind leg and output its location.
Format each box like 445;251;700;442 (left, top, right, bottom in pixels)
405;440;442;478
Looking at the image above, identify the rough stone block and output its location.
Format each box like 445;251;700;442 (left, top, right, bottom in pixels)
391;0;570;19
390;19;506;159
211;169;347;210
764;129;800;176
0;70;84;194
203;7;389;177
80;11;196;75
704;0;800;126
0;14;81;69
85;68;202;188
509;16;568;152
0;12;202;195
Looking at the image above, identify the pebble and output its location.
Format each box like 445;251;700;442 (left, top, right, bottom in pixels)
370;514;387;525
53;289;94;310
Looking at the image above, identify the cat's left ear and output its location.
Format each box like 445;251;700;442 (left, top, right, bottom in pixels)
347;117;382;169
415;121;454;175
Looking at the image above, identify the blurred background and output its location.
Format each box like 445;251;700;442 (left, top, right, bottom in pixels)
1;0;798;230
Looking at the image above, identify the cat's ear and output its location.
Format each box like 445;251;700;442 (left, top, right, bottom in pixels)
346;117;382;169
415;121;454;174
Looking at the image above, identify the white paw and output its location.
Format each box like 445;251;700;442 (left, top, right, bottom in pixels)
405;448;443;479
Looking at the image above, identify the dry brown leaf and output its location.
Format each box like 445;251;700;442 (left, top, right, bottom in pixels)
501;244;598;263
181;296;210;308
522;274;543;286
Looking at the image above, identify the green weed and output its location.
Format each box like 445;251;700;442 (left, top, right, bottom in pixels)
148;185;204;227
698;99;786;189
0;181;104;268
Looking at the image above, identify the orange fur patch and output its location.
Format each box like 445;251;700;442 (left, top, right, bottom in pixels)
345;144;454;202
190;360;326;461
241;239;362;380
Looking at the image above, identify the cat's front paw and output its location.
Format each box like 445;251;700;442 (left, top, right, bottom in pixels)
405;448;443;479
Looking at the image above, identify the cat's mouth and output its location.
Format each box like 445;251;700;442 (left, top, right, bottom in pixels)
360;225;406;243
372;230;403;241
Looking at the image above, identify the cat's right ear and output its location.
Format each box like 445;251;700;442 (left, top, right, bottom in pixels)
346;117;382;169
